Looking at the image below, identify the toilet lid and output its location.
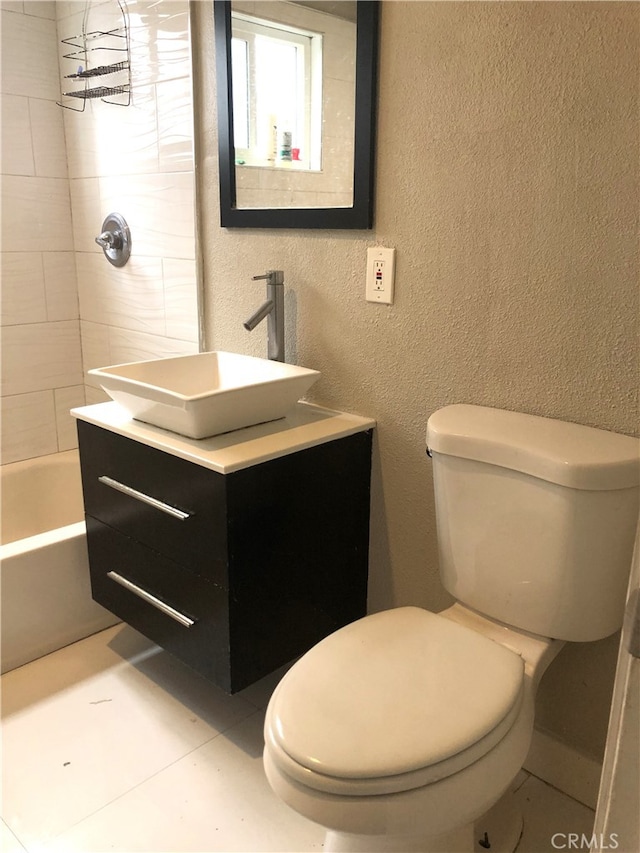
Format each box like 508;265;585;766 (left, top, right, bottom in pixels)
269;607;524;781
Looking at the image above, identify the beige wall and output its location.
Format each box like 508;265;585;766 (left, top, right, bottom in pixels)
194;1;639;764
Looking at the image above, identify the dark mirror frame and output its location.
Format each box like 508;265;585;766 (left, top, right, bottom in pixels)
214;0;379;229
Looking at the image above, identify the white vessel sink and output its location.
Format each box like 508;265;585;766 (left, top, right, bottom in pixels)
88;351;321;439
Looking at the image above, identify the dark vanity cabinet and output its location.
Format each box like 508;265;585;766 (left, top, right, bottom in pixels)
76;420;372;693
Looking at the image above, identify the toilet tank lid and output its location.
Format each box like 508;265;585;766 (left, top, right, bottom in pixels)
426;405;640;490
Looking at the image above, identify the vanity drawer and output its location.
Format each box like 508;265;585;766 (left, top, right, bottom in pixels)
85;516;235;690
77;421;228;585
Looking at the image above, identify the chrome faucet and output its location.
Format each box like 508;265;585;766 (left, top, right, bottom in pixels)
243;270;285;362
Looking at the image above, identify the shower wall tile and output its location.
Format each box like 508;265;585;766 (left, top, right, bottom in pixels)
130;0;192;87
76;252;166;335
54;385;86;451
108;327;197;367
70;173;195;259
157;77;194;172
133;171;195;260
52;0;198;427
0;4;82;465
163;258;200;343
77;322;194;401
1;391;58;464
43;252;79;321
1;321;84;397
2;1;198;467
53;2;80;22
56;1;123;53
82;323;196;390
1;94;35;176
24;1;56;20
0;822;22;853
1;253;47;326
67;177;101;249
323;28;356;84
80;321;111;388
29;98;68;178
0;9;59;100
63;85;159;179
324;77;357;144
85;385;110;405
2;176;74;253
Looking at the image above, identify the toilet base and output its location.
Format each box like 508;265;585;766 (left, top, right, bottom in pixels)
323;791;524;853
325;823;474;852
474;788;524;852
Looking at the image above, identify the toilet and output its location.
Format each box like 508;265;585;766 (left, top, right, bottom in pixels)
263;405;640;853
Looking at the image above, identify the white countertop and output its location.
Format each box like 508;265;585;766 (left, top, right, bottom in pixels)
72;401;375;474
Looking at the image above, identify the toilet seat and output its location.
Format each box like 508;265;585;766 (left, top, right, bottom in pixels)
266;607;524;796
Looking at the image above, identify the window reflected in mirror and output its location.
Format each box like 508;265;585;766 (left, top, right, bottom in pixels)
231;13;322;170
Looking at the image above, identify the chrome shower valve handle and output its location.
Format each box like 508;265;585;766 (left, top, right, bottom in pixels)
95;231;122;250
95;212;131;267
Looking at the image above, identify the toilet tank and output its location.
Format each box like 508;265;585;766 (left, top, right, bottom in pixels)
426;405;640;642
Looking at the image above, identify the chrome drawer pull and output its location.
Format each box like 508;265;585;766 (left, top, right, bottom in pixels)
98;476;191;521
106;571;195;627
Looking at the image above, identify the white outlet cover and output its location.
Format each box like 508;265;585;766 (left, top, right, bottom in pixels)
366;247;396;304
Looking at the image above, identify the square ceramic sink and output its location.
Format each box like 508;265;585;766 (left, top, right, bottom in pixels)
88;351;321;439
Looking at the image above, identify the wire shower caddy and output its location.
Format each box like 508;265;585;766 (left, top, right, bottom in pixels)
57;0;131;111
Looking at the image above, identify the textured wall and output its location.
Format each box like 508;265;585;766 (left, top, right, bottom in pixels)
194;1;639;762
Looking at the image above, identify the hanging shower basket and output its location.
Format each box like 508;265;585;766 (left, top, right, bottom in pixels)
57;0;131;111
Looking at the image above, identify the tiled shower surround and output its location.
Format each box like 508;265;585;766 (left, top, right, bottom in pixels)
0;0;199;465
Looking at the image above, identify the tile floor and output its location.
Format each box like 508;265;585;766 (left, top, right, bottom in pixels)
1;625;595;853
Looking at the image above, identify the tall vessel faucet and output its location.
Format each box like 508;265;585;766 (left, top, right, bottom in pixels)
243;270;285;362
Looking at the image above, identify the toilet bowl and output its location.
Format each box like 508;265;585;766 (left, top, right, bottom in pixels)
263;604;564;852
262;406;640;852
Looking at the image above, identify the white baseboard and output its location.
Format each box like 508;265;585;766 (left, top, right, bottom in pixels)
524;728;602;810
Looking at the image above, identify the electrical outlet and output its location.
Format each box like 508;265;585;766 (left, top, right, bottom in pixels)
366;247;395;304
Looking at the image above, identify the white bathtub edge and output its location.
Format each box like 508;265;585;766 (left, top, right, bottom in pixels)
1;520;87;560
1;519;120;674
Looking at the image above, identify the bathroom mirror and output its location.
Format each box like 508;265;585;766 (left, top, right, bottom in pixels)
214;0;379;228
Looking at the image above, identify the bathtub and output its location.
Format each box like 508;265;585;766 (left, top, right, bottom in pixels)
1;450;119;673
